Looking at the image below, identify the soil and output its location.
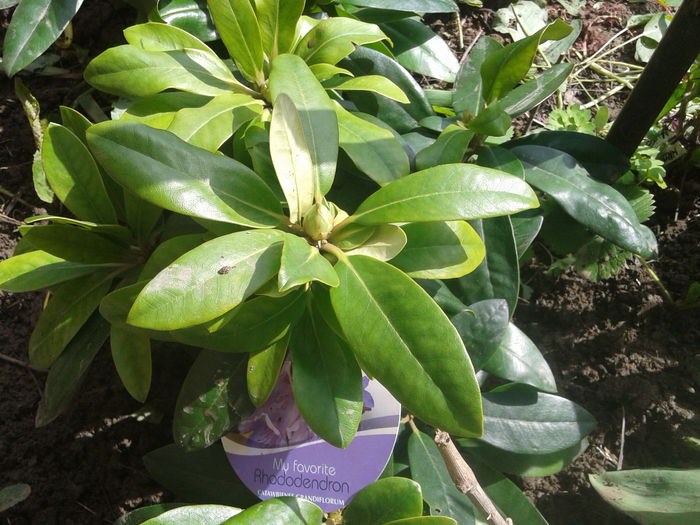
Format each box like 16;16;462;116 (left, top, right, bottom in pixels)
1;1;698;524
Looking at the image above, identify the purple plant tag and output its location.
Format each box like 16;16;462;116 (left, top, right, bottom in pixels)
222;362;401;512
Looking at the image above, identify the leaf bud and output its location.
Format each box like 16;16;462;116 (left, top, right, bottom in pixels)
303;202;335;240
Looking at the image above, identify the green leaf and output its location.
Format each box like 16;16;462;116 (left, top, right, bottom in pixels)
87;121;282;228
269;55;338;197
340;0;458;12
142;505;242;525
279;234;339;291
0;483;31;513
381;19;459;82
121;92;211;129
221;497;323;525
173;349;251;450
480;383;595;454
140;233;211;281
481;20;572;102
349;164;538;226
59;106;92;143
158;0;217;42
29;272;113;370
295;17;387;66
124;194;163;242
167;93;263;151
32;149;54;204
460;438;589;477
342;46;434;133
247;336;288;406
450;299;509;371
417;279;470;318
208;0;264;83
325;75;409;103
129;230;284;330
446;217;520;317
467;103;511;137
21;224;133;264
23;215;131;243
310;63;354;81
391;221;485;279
344;224;407;261
454;37;502;116
482;324;557;393
115;504;184;525
35;314;110;426
500;63;573;117
408;429;476;523
0;251;104;292
269;94;317;223
2;0;84;76
111;326;152;403
124;22;213;53
42;124;117;224
384;519;457;525
343;477;423;525
415;126;473;171
84;46;238;98
510;145;658;258
291;305;363;448
143;442;258;507
511;213;544;259
330;255;482;437
335;104;409;186
590;469;700;525
476;146;524;179
253;0;305;56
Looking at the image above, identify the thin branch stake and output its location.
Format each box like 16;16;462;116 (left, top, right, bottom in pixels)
434;430;513;525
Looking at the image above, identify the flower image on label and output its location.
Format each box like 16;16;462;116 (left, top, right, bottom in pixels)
222;361;401;512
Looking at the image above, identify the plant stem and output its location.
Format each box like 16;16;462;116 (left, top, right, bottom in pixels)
637;255;674;305
433;430;513;525
0;352;42;371
586;63;635;88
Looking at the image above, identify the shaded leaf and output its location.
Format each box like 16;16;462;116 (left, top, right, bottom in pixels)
341;0;457;13
500;63;573;117
254;0;305;56
0;251;104;293
142;505;242;525
21;224;133;264
279;234;338;291
124;22;213;52
454;37;502;116
247;336;288;407
343;477;423;525
0;484;30;513
344;224;407;261
450;299;509;371
111;326;152;403
415;126;473;171
158;0;217;42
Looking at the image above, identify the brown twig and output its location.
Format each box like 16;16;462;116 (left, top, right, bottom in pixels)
0;352;42;371
434;430;513;525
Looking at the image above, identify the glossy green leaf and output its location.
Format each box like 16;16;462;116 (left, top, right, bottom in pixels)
143;442;257;507
446;217;520;317
121;92;211;129
450;299;509;371
208;0;264;82
505;131;630;182
408;429;477;523
29;272;113;370
254;0;305;56
124;22;213;53
391;221;485;279
325;75;408;103
590;469;700;525
331;255;482;437
510;145;658;258
415;126;473;172
269;54;338;195
343;477;423;525
342;46;434;133
467;103;511;137
124;194;163;242
480;383;596;455
59;106;91;143
140;233;211;281
279;234;339;291
417;279;469;318
335;104;409;186
35;314;109;426
87;121;282;228
247;336;288;406
511;213;544;259
344;224;407;261
23;215;131;242
173;349;251;450
384;518;457;525
221;497;323;525
0;251;104;293
167;93;263;151
158;0;217;42
84;46;240;97
460;438;589;477
142;505;242;525
295;18;386;66
341;0;457;12
481;20;572;102
483;324;557;393
454;37;502;116
3;0;84;76
42;124;117;224
21;224;132;264
381;19;459;82
129;230;284;330
32;150;54;204
115;504;184;525
0;0;19;8
310;63;353;81
291;306;363;448
349;164;538;226
500;63;573;117
0;483;30;513
269;94;316;224
111;326;152;403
